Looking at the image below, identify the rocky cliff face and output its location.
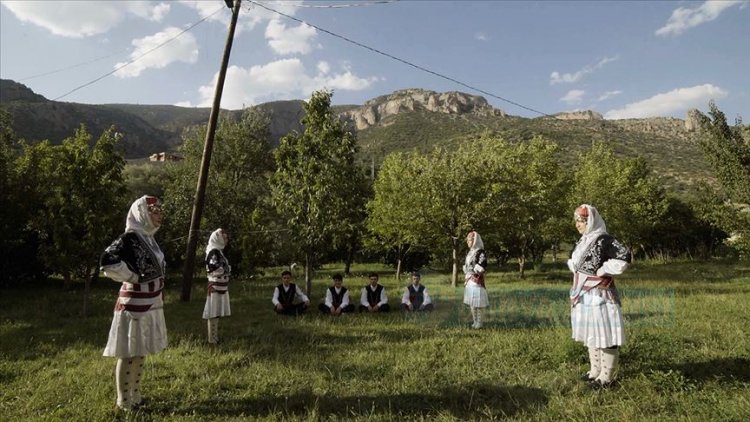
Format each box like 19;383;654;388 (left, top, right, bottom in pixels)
341;88;506;130
685;108;702;132
552;110;604;120
610;116;696;141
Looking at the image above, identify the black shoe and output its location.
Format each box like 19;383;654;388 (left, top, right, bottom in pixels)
587;379;617;390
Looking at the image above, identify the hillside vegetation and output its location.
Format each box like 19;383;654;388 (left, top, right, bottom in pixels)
1;79;711;188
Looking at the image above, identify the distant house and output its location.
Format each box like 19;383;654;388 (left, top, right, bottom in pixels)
149;152;182;162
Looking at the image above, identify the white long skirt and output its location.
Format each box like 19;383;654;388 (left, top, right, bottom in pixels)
202;292;231;319
103;309;168;358
463;280;489;308
571;292;625;348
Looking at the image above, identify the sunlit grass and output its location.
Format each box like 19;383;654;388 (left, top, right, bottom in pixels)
1;261;749;420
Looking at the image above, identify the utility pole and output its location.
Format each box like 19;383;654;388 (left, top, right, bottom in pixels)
181;0;241;302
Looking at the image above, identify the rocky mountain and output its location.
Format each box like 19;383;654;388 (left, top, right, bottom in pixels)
1;79;713;190
341;88;505;130
551;110;604;121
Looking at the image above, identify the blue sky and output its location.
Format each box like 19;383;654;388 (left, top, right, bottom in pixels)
1;0;748;120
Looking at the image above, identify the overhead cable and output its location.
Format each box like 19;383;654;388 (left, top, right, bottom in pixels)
53;6;225;102
248;0;551;117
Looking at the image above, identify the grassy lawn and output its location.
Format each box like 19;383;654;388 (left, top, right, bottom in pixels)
1;261;749;420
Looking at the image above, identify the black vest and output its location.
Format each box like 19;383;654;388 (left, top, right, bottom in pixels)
329;286;348;308
408;284;425;308
571;234;631;276
366;284;384;306
101;232;163;282
277;283;297;305
205;249;230;274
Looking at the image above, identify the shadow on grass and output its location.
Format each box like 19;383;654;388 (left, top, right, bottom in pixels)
668;357;750;384
164;383;548;418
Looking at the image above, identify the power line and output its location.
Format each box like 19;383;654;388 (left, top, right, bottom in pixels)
275;0;399;8
247;0;552;117
18;50;128;82
52;5;225;102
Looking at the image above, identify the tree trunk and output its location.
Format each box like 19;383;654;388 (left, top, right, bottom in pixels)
83;264;98;318
518;254;526;278
396;258;402;281
551;243;559;262
63;271;72;290
304;252;312;296
344;243;354;276
451;238;459;288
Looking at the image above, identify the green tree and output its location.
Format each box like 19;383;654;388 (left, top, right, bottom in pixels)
124;162;169;199
569;142;669;257
0;109;40;285
367;152;429;279
478;136;571;276
271;90;362;294
696;103;750;255
417;141;500;287
16;125;126;289
162;107;274;274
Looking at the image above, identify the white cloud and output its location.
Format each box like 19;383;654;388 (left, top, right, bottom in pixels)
550;56;618;85
317;61;331;75
560;89;585;105
114;27;199;78
597;90;623;101
265;18;317;55
474;32;489;41
128;1;171;22
1;1;170;38
604;84;728;119
174;100;195;107
177;0;228;24
655;0;745;36
194;59;379;109
178;0;302;34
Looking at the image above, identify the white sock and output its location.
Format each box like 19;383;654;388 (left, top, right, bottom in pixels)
208;318;219;344
595;348;619;383
115;358;132;410
474;308;483;328
129;356;145;405
587;347;602;379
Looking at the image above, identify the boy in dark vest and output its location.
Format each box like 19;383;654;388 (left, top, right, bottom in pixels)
272;270;310;315
359;272;390;313
401;271;434;312
319;273;355;315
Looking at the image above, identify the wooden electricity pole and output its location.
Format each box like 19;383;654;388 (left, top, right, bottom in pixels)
181;0;241;301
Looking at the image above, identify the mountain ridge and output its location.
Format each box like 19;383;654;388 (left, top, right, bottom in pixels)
1;79;710;189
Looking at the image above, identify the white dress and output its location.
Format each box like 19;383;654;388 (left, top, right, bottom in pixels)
203;249;232;319
102;199;168;358
463;232;489;308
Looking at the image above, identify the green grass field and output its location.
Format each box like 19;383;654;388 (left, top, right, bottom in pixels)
1;261;749;421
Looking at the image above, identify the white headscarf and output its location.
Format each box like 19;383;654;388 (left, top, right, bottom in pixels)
125;195;161;236
464;231;484;272
124;195;164;266
205;228;227;256
571;204;608;267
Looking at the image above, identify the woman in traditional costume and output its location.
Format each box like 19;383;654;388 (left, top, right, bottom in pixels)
101;196;167;410
568;204;631;388
203;228;231;344
463;230;489;329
